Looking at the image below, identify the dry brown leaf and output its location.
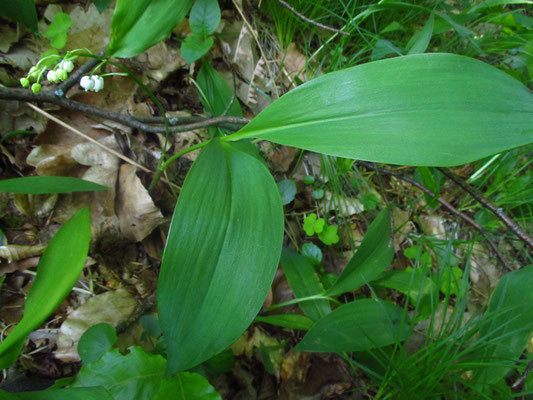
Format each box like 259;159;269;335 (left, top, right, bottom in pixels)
55;288;138;362
116;164;163;242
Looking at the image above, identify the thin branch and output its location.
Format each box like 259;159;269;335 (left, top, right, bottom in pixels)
512;358;533;389
0;87;249;134
276;0;350;36
358;162;515;272
437;168;533;252
25;103;179;190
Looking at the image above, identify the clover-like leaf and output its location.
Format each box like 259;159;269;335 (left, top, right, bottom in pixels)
303;213;317;236
318;225;339;245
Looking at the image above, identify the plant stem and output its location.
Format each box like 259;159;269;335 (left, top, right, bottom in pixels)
149;141;209;192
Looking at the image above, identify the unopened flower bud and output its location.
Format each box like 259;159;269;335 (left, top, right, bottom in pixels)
20;77;30;87
47;70;58;83
80;75;94;91
57;69;68;81
91;75;104;92
61;60;74;72
29;66;39;80
31;83;41;94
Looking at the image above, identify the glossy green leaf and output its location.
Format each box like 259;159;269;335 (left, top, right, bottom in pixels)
472;265;533;386
197;62;243;118
281;248;331;321
327;209;394;296
255;314;314;331
157;139;284;373
226;54;533;167
181;35;213;64
406;13;434;55
0;208;91;370
301;242;322;266
0;176;109;194
78;323;117;364
107;0;193;58
189;0;221;37
0;210;90;361
0;0;38;33
295;299;409;352
277;179;297;205
1;387;112;400
71;346;220;400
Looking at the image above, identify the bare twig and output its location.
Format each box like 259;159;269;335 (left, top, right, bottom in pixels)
276;0;350;36
437;168;533;252
0;87;249;134
25;103;179;190
359;162;515;272
512;358;533;389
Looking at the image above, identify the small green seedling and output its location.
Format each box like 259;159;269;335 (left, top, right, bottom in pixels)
181;0;221;63
303;213;339;245
43;12;72;49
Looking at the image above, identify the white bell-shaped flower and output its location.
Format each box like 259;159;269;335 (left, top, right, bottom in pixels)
61;60;74;73
47;70;58;83
80;75;94;91
91;75;104;92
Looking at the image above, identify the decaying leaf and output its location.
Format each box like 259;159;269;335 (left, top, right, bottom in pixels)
55;288;138;362
0;245;46;264
116;164;164;242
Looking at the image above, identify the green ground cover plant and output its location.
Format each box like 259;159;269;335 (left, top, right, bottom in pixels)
0;0;532;398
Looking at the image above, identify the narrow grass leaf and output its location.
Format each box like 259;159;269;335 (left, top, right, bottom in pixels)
107;0;193;57
327;209;394;296
407;13;434;54
0;176;108;194
226;54;533;167
281;248;331;321
295;299;408;352
0;208;91;370
158;139;283;373
255;314;314;331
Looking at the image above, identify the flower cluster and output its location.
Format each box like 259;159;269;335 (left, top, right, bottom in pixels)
80;75;104;92
20;57;76;94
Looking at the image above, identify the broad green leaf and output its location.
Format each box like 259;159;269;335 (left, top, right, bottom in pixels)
471;265;533;386
71;346;220;400
255;314;314;331
0;176;109;194
295;299;409;352
155;372;221;400
406;13;434;55
157;138;283;373
189;0;221;37
0;0;38;33
280;248;331;321
78;323;117;364
107;0;193;58
91;0;113;13
1;387;112;400
181;35;213;64
277;179;297;205
197;62;243;117
226;54;533;167
0;208;91;370
326;209;394;296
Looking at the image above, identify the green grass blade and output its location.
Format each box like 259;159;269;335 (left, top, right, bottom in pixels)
0;207;91;369
0;176;108;194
